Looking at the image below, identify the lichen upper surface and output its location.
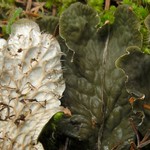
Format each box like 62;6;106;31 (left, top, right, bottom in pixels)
0;19;65;150
58;3;143;149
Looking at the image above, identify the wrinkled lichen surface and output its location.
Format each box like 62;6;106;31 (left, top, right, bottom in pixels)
1;2;150;150
39;3;150;150
0;19;65;149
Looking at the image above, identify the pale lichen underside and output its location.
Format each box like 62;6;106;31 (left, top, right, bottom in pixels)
0;19;65;150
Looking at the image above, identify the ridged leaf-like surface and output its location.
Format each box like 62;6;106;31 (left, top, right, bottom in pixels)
116;15;150;142
58;3;142;149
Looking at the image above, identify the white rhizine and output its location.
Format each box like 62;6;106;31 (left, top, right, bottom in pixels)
0;19;65;150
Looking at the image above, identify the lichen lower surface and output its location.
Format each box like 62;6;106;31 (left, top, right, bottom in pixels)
0;19;65;149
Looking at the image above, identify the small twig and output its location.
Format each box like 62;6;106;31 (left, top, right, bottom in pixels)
52;5;57;16
15;0;26;5
130;118;150;149
111;141;123;150
141;129;150;143
64;138;69;150
105;0;110;10
26;0;32;12
138;139;150;148
129;118;140;146
138;129;150;148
